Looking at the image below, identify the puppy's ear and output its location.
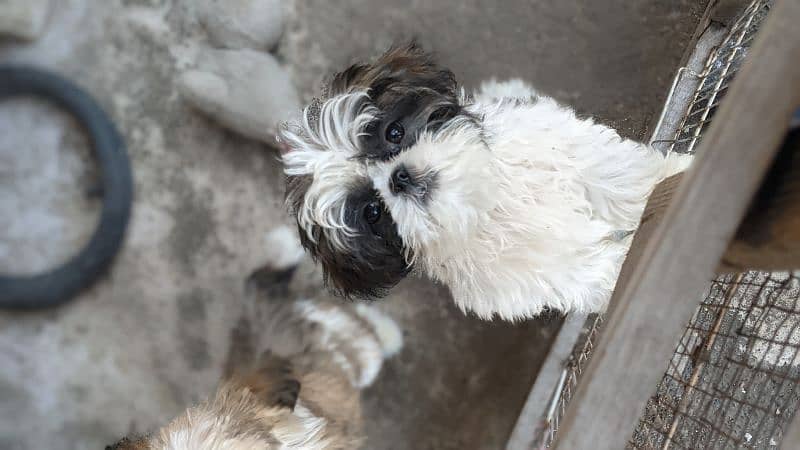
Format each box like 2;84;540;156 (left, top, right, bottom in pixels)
329;63;371;95
328;42;458;101
298;224;410;299
376;42;457;96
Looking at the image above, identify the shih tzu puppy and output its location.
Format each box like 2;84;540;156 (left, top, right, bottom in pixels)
280;43;692;321
108;295;402;450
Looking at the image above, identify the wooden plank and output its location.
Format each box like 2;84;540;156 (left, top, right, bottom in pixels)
609;174;686;309
620;140;800;274
555;1;800;448
505;313;585;450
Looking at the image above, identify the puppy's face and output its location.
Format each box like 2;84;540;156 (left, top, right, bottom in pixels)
368;117;494;263
280;44;470;297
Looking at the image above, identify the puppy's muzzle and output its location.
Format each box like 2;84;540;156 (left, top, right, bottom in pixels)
390;166;412;194
389;165;434;201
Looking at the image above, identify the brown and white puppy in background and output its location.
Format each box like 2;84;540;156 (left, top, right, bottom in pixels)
107;227;402;450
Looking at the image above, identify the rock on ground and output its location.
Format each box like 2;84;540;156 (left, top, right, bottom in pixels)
196;0;286;50
0;0;52;40
177;47;300;143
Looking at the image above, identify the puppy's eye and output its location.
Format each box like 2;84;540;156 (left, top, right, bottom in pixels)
363;202;382;224
385;122;404;144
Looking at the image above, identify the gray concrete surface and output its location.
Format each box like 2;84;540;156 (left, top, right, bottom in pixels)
0;0;708;449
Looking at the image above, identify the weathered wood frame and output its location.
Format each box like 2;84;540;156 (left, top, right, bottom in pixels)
554;0;800;448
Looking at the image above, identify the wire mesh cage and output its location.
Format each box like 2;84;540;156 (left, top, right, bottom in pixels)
629;0;800;447
539;314;604;447
631;272;800;449
652;0;773;156
533;0;800;448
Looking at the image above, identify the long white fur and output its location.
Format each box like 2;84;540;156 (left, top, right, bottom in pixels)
280;92;377;251
284;79;692;322
370;80;692;321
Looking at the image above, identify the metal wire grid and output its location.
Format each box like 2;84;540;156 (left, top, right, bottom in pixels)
630;0;800;447
653;0;772;155
535;1;790;448
538;314;604;448
631;272;800;449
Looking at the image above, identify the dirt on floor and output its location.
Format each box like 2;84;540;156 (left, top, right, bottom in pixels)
0;0;708;448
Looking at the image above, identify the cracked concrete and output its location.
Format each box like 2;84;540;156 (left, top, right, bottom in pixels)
0;0;708;448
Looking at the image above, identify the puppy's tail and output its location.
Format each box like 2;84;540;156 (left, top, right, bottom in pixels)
662;150;694;179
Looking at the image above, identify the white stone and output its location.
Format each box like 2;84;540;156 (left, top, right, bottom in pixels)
196;0;285;50
0;0;52;40
177;47;301;143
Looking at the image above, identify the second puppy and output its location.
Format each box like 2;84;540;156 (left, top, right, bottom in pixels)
107;241;402;450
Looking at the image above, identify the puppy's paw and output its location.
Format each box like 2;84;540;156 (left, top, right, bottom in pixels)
354;303;404;357
238;354;301;411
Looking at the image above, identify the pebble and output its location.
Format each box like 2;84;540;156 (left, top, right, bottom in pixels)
196;0;286;50
0;0;52;40
177;48;301;143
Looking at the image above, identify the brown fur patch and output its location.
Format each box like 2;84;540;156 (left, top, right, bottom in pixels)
327;42;457;104
231;353;300;411
107;353;364;449
105;436;151;450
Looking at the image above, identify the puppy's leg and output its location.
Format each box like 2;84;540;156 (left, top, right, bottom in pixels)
354;303;404;357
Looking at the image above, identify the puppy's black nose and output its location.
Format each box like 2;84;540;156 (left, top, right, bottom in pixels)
390;166;411;194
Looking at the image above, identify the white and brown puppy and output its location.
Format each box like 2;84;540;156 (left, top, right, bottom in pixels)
280;44;692;321
107;297;402;450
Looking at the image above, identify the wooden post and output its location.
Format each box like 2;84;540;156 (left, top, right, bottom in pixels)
555;1;800;448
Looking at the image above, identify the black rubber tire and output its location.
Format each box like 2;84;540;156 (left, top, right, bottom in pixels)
0;66;133;310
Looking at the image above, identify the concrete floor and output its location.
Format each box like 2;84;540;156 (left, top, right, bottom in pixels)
0;0;708;449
